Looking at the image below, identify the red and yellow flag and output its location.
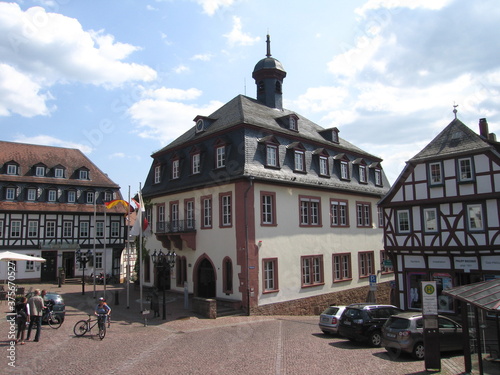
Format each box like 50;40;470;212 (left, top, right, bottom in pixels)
104;199;130;210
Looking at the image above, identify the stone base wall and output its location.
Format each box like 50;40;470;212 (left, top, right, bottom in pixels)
192;297;217;319
251;282;392;316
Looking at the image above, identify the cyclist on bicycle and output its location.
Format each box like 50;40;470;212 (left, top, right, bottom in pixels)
95;297;111;328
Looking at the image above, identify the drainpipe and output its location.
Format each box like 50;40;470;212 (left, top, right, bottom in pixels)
244;176;254;316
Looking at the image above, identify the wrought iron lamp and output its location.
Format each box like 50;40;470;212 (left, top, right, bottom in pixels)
75;249;92;295
151;249;176;320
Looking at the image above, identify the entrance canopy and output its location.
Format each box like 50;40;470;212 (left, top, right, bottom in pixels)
0;251;46;263
443;278;500;312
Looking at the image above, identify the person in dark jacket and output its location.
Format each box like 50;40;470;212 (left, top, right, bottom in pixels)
16;297;30;345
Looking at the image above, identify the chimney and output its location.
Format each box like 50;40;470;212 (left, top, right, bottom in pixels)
479;118;489;139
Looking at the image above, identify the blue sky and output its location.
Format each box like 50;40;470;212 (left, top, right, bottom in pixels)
1;0;499;196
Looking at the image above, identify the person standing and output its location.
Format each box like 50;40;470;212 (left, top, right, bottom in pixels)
15;297;30;345
26;289;44;342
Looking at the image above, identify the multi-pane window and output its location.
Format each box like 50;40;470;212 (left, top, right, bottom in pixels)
55;168;64;178
266;145;278;167
154;165;161;184
79;170;88;180
261;192;276;225
191;153;200;174
397;209;411;233
104;191;112;202
220;193;232;227
300;196;321;226
340;161;349;180
359;251;374;277
68;190;76;203
333;253;351;281
458;158;473;182
96;221;104;237
48;189;57;202
36;166;45;176
356;202;371;227
26;255;34;271
359;165;367;183
63;221;72;237
157;205;165;232
86;192;95;204
467;204;483;231
375;169;382;186
11;220;21;237
27;188;37;201
171;159;180;179
216;146;225;168
380;250;393;273
111;221;119;237
331;199;348;227
319;156;329;176
7;164;17;175
6;187;16;200
377;206;384;227
263;258;278;292
0;220;3;238
28;221;38;238
201;196;212;229
79;222;89;237
185;200;194;229
301;255;323;286
95;252;103;269
429;162;442;185
294;150;305;172
46;221;56;237
170;202;179;230
423;208;438;233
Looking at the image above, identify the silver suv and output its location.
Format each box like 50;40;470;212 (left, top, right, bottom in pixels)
381;312;463;359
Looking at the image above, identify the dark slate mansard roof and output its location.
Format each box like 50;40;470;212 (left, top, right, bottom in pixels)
143;94;390;198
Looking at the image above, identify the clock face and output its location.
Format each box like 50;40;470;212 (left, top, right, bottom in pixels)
196;119;204;133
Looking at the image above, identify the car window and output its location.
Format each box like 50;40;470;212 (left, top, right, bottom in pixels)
438;318;456;329
345;309;361;319
387;317;410;329
323;307;339;315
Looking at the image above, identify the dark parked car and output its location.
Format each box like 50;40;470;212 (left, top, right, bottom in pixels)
26;291;66;322
338;303;402;347
319;305;346;335
381;312;463;359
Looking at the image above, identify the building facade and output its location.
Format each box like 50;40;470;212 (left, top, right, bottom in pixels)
379;117;500;312
142;37;392;314
0;141;126;283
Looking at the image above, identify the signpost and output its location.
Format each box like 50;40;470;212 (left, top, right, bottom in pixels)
421;281;440;372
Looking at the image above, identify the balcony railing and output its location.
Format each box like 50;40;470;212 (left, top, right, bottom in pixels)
156;220;196;234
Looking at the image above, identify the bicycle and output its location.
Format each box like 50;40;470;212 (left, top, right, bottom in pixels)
73;314;107;340
43;305;63;329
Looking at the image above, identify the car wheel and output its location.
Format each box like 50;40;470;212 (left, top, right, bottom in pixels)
321;330;329;335
412;342;425;360
370;331;382;347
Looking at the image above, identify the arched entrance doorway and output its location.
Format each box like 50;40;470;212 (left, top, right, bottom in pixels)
196;258;215;298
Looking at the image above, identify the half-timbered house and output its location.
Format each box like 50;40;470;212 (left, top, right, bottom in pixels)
379;116;500;312
0;141;126;283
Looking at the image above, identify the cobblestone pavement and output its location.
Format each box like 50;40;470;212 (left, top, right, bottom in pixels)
0;282;496;375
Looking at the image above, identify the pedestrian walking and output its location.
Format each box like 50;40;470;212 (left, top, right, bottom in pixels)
26;289;44;342
15;297;30;345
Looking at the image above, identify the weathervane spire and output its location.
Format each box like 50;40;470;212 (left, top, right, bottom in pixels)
266;34;271;57
453;102;458;119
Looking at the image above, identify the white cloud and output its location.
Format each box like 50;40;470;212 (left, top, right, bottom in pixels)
191;53;213;61
173;64;190;74
356;0;454;16
195;0;235;16
0;3;157;117
223;16;260;47
127;88;223;144
12;134;93;154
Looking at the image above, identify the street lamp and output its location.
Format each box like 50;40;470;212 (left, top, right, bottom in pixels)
76;249;92;295
151;249;176;320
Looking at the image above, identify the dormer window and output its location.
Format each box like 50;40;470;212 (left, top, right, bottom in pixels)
47;189;57;202
289;142;306;173
375;169;382;186
313;148;330;177
154;164;161;184
332;128;339;143
6;164;17;175
36;166;45;177
195;119;204;134
6;187;16;200
288;115;299;131
79;169;89;180
27;188;37;201
54;167;64;178
214;138;228;169
334;154;351;181
340;161;349;180
86;191;95;204
171;159;180;179
260;135;280;169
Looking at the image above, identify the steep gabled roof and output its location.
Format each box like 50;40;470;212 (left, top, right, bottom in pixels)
153;95;381;161
410;118;497;162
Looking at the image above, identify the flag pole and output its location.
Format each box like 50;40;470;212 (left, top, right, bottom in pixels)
93;192;97;298
103;207;107;297
139;182;144;312
126;185;131;309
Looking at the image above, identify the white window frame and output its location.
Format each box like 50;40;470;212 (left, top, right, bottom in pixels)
27;188;37;201
375;169;382;186
423;207;438;233
266;145;278;167
331;199;348;227
301;255;323;286
28;221;38;238
397;209;411;233
55;168;64;178
46;221;56;238
11;220;21;238
186;200;194;229
86;192;95;204
63;222;72;238
356;202;372;227
95;252;103;269
48;189;57;202
359;165;367;183
467;204;483;231
359;251;374;277
79;222;89;237
192;153;200;174
6;187;16;200
154;165;161;184
96;221;104;238
261;194;274;225
216;146;225;168
36;166;45;177
300;197;320;226
68;190;76;203
319;156;328;176
26;255;35;271
333;253;351;281
263;258;278;292
111;221;119;237
458;157;474;182
0;220;3;238
172;159;180;179
294;150;305;172
340;161;349;180
7;164;17;175
79;170;88;180
202;197;212;228
221;194;231;227
429;162;443;185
